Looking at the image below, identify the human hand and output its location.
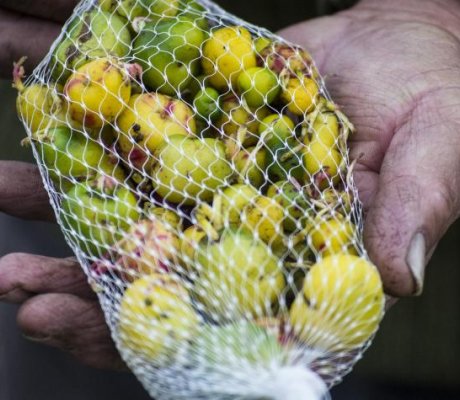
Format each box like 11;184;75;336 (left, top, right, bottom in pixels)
0;0;78;77
0;161;125;370
280;0;460;296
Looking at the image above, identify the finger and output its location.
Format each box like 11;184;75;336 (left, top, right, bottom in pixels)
0;8;61;78
364;89;460;297
17;293;125;370
0;161;54;221
0;0;79;23
0;253;95;302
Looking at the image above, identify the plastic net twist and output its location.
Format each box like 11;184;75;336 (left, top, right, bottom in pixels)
14;1;385;399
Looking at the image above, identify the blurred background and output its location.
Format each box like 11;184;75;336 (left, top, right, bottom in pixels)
0;0;459;399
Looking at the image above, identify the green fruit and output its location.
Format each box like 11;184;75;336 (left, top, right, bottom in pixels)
221;184;259;225
178;0;209;30
152;136;233;205
133;18;205;94
193;87;221;121
111;0;180;22
192;322;283;367
34;126;124;190
260;114;304;183
233;146;267;189
50;10;131;83
267;180;310;232
237;67;280;108
195;229;284;318
61;176;140;257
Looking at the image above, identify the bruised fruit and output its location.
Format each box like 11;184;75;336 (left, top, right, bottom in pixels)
195;229;284;318
289;254;384;352
237;67;280;108
202;26;256;90
111;219;181;281
117;93;196;170
61;175;140;257
119;273;199;362
152;136;233;205
221;184;259;225
50;10;131;83
242;195;284;247
64;58;132;129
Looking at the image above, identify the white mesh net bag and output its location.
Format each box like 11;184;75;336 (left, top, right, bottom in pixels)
14;1;385;399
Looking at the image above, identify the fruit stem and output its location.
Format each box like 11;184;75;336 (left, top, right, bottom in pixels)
12;56;27;92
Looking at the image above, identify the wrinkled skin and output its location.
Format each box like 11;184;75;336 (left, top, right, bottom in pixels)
1;0;460;370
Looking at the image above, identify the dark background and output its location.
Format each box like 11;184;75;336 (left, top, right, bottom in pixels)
0;0;459;399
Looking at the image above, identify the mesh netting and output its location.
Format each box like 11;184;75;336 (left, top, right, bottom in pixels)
14;1;385;399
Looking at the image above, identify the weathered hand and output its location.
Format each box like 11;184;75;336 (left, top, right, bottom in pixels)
0;161;125;370
0;0;78;77
280;0;460;296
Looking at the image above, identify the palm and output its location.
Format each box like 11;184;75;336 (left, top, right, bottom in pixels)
281;0;460;296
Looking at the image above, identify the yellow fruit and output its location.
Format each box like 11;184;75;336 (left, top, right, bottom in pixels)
289;254;384;352
309;215;357;257
216;96;270;146
119;274;199;362
145;204;182;231
281;76;319;115
112;219;181;281
308;111;340;148
117;93;196;170
64;58;131;129
243;195;284;247
221;184;259;225
304;140;343;189
180;225;207;265
202;26;256;90
13;59;67;132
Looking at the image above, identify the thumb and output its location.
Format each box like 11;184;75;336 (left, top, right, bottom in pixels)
277;14;351;70
364;93;460;297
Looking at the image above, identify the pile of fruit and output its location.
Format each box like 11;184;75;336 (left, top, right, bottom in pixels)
15;0;384;397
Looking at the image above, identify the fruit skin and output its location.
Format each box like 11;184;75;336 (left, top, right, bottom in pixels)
260;114;304;183
34;126;124;189
61;176;140;257
118;273;199;363
50;10;131;83
180;225;207;266
303;140;343;190
64;58;131;129
237;67;280;108
289;254;384;352
309;215;357;257
242;195;284;247
259;43;314;78
221;184;259;225
193;87;221;122
110;219;181;281
232;146;267;189
178;0;209;30
192;322;283;367
152;136;233;205
144;204;183;231
281;76;319;116
217;96;269;146
202;26;256;90
106;0;180;23
133;18;205;95
309;111;340;148
116;93;196;170
267;180;310;232
195;229;284;318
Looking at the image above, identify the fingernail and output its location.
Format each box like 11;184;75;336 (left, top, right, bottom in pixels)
406;232;426;296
